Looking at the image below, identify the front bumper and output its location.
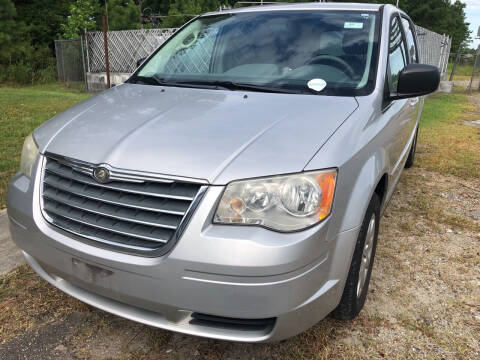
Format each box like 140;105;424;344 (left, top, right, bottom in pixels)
6;156;360;342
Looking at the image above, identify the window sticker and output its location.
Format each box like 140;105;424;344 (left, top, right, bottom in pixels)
344;22;364;29
307;79;327;92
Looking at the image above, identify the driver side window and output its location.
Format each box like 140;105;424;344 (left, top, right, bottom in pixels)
388;16;408;93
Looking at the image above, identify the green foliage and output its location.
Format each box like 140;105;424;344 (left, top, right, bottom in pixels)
0;0;32;64
142;0;171;15
107;0;141;30
14;0;72;50
61;0;98;39
0;0;64;85
161;0;220;28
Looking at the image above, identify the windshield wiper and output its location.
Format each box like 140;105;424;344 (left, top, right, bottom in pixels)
130;76;305;94
129;75;225;89
173;80;306;94
128;75;165;86
129;76;307;94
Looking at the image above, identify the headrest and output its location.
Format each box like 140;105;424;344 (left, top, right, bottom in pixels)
343;30;369;55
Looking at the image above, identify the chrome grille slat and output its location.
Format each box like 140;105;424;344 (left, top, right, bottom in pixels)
45;160;197;200
43;174;189;216
49;216;163;250
41;156;203;254
44;200;171;243
43;189;180;230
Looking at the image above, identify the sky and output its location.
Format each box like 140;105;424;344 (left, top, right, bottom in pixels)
462;0;480;48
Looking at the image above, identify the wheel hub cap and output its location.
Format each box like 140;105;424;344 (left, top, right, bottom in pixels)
357;214;375;298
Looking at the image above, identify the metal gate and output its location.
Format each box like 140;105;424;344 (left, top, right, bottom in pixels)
54;39;87;89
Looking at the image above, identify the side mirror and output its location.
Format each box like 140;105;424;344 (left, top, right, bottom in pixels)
391;63;440;100
136;57;147;68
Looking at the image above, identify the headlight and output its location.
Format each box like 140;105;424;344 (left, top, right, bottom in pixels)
214;169;337;232
19;133;39;178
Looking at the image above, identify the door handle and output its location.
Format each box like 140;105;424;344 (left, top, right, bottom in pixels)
409;97;419;106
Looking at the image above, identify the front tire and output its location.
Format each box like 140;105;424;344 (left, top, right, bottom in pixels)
404;128;418;168
330;193;380;320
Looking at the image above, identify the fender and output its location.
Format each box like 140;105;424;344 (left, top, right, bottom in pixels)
324;155;389;305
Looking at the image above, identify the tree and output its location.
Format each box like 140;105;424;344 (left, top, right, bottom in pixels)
61;0;98;39
160;0;222;28
14;0;73;51
107;0;141;30
0;0;32;64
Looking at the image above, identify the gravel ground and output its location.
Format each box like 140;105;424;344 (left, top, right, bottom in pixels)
0;210;25;277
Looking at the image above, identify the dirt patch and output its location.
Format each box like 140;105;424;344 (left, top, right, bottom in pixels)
0;312;88;360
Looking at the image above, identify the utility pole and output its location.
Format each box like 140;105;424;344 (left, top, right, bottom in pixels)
139;0;143;29
104;0;109;30
102;16;111;89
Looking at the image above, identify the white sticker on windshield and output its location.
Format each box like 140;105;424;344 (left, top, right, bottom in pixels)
307;78;327;92
344;22;364;29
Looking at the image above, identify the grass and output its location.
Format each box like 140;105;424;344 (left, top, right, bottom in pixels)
0;265;90;343
417;90;480;179
446;62;474;77
0;83;90;208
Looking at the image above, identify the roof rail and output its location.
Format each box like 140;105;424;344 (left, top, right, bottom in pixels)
233;1;287;8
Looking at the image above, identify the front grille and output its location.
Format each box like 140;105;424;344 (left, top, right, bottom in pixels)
40;155;203;255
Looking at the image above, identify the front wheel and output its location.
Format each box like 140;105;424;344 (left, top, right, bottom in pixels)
330;193;380;320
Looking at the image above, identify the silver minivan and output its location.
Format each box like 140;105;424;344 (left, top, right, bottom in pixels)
7;3;439;342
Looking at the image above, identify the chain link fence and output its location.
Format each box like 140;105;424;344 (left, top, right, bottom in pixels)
54;39;87;90
465;49;480;92
415;25;451;80
447;49;480;91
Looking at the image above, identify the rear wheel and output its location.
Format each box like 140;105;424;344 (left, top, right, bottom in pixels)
404;128;418;168
330;193;380;320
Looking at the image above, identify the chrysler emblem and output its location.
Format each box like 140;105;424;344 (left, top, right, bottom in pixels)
93;167;110;183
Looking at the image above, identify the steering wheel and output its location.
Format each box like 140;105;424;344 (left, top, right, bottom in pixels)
307;55;356;79
178;30;199;50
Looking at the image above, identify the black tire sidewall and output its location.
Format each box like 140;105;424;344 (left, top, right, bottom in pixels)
331;193;381;320
405;128;418;168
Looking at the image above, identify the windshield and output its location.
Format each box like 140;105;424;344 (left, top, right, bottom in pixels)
130;10;380;96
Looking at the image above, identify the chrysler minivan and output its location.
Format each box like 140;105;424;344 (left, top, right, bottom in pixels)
7;3;440;341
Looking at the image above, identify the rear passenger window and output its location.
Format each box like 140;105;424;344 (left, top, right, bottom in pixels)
388;16;408;93
401;18;418;63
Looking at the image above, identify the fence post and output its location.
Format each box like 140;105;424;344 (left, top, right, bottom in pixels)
80;35;88;92
102;16;111;89
467;53;479;93
441;36;450;80
54;40;62;82
449;43;462;81
437;34;445;74
84;28;90;73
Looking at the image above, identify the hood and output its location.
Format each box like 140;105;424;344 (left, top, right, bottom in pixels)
36;84;358;184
